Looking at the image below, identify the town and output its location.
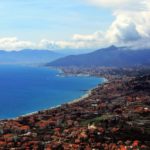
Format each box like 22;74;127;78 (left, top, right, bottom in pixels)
0;67;150;150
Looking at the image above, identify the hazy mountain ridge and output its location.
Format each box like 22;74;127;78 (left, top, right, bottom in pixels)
48;46;150;67
0;49;63;65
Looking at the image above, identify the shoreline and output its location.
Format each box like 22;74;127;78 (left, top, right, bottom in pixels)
15;88;93;120
0;87;95;121
0;73;106;121
67;77;108;105
0;68;149;149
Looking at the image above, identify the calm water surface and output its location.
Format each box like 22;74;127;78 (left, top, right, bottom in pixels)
0;65;104;119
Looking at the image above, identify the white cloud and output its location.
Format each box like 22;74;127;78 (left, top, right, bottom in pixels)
73;31;103;41
79;0;150;49
0;0;150;51
38;39;77;49
0;37;35;51
32;32;107;50
105;10;150;47
39;38;104;50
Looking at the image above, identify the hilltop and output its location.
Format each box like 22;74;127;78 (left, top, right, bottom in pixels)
48;46;150;67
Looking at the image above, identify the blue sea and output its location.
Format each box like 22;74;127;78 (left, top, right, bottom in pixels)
0;65;104;119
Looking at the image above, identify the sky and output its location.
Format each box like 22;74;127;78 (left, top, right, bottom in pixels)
0;0;150;51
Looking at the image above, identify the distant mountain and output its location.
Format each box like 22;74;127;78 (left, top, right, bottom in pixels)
0;49;64;65
48;46;150;67
56;48;95;55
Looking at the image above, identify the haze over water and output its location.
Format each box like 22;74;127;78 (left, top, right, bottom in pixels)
0;65;104;119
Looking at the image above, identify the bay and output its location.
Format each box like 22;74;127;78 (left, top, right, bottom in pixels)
0;65;104;119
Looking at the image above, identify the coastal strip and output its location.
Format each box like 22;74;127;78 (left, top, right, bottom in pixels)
0;74;149;149
1;76;106;121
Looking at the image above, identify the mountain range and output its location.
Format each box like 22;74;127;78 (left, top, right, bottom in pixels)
48;46;150;67
0;49;63;65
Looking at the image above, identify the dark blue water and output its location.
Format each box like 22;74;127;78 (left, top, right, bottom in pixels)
0;65;104;119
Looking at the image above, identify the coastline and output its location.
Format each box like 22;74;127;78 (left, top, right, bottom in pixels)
12;89;93;120
67;89;92;104
0;67;149;149
15;83;104;120
0;72;106;121
67;77;107;105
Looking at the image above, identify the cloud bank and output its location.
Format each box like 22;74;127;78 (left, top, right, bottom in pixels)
81;0;150;48
0;37;35;51
0;0;150;51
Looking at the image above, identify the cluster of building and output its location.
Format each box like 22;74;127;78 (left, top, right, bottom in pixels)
59;66;150;80
0;71;149;149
